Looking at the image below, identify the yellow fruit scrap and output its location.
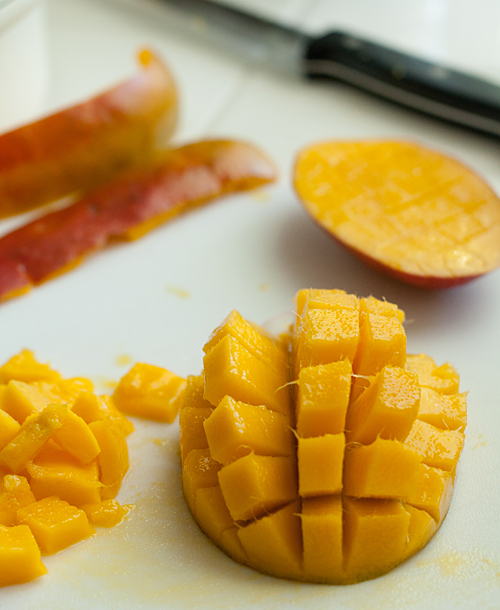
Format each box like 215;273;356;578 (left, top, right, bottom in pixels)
180;288;467;584
0;350;61;384
82;499;132;528
0;350;133;587
113;362;186;423
0;404;68;474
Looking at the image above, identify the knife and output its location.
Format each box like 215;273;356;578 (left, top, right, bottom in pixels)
144;0;500;138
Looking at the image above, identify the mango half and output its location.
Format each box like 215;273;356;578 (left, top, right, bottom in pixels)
294;141;500;289
179;292;466;584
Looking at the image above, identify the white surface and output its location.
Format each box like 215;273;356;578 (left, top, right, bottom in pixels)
1;0;500;607
0;0;49;132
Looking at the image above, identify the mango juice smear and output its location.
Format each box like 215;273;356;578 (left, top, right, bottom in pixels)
0;350;134;587
180;290;467;584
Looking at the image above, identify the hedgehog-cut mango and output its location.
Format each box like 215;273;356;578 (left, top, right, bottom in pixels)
179;290;466;584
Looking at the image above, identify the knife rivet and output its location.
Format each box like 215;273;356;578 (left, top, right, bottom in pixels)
429;66;449;80
342;36;362;50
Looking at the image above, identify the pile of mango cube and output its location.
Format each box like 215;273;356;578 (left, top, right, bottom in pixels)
0;350;134;587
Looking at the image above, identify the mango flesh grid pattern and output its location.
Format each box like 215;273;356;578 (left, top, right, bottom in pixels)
179;290;466;584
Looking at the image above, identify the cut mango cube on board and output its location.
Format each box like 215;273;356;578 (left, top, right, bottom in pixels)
0;350;133;586
180;289;467;584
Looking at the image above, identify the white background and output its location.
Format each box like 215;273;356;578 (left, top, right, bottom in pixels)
1;0;500;608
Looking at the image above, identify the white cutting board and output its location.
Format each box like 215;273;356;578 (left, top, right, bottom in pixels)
0;0;499;608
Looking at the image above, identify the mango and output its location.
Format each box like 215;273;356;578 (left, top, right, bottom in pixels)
0;50;177;221
180;289;467;584
17;496;95;555
0;524;47;586
113;362;186;423
294;140;500;288
0;349;133;587
0;140;276;303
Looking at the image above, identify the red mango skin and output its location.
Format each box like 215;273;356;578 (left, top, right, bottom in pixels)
0;140;277;302
0;49;178;219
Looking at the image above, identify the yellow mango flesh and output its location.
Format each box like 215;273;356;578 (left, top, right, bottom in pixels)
294;140;500;286
17;496;95;555
0;349;133;587
113;362;186;423
203;395;294;465
180;289;467;584
0;524;47;586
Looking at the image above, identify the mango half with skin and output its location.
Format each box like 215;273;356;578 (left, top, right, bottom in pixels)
179;291;466;584
294;141;500;289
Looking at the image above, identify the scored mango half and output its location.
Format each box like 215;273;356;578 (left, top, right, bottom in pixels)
179;291;466;584
294;141;500;289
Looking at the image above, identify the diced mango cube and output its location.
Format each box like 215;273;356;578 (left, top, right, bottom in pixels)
0;475;36;526
298;434;345;497
113;362;186;423
407;463;453;522
343;498;410;579
406;354;460;395
203;310;289;378
359;296;405;322
346;366;420;444
295;288;359;321
404;419;464;472
0;409;21;451
0;349;61;384
72;392;134;437
181;375;213;410
301;496;343;581
194;485;234;544
203;334;290;416
404;504;438;559
179;406;213;463
0;524;47;586
417;388;467;432
296;360;351;438
218;453;297;522
219;526;247;564
0;404;68;473
295;308;360;374
0;380;61;423
54;410;100;464
204;396;294;466
50;377;94;403
344;438;421;500
27;444;101;507
17;496;94;554
353;313;406;377
182;448;221;513
237;501;302;580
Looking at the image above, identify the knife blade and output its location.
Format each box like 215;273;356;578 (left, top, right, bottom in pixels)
146;0;500;138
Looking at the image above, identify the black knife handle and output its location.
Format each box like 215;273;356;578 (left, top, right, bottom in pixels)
305;32;500;137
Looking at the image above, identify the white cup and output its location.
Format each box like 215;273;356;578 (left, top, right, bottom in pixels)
0;0;49;133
